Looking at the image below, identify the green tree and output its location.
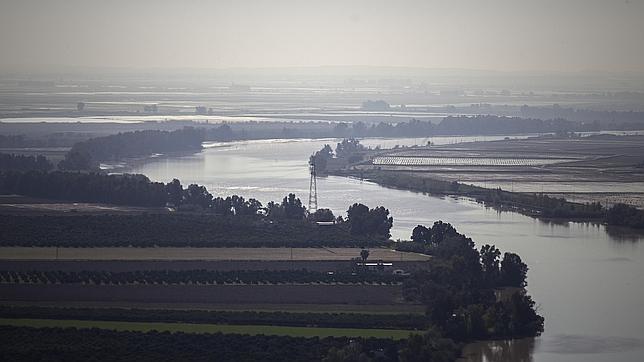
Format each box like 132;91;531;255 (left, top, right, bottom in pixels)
500;252;528;288
323;342;372;362
360;249;369;261
480;244;501;287
398;328;458;362
347;203;370;235
411;225;431;244
312;208;335;222
182;184;213;209
165;179;183;206
282;193;306;219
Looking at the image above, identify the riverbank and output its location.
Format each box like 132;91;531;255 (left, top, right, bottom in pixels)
332;168;607;221
321;135;644;229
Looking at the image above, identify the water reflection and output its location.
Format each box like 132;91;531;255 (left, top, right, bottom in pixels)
543;334;644;354
605;226;644;243
459;338;537;362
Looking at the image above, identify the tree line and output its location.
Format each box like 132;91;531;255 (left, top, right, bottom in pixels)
58;127;205;170
0;326;408;362
329;116;591;139
0;153;53;172
0;169;394;240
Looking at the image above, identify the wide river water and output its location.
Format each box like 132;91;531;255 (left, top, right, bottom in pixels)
121;137;644;362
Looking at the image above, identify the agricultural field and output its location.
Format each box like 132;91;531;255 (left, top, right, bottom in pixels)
0;301;427;315
0;195;168;215
361;135;644;208
373;156;569;167
0;247;430;261
0;284;407;305
0;318;417;339
0;259;431;272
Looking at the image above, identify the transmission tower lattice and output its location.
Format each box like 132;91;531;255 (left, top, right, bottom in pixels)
308;161;318;213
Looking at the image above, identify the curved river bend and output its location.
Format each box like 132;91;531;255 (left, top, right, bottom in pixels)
120;137;644;362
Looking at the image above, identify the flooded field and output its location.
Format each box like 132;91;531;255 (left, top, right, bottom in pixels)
366;135;644;208
373;156;570;167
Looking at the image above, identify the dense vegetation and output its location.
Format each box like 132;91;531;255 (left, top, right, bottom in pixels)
58;127;204;170
347;203;394;238
606;203;644;229
0;306;425;330
311;138;366;173
397;222;544;341
0;269;405;286
329;116;591;138
0;153;53;172
0;213;386;247
0;133;85;148
0;169;394;242
0;326;411;362
0;170;301;215
0;171;168;207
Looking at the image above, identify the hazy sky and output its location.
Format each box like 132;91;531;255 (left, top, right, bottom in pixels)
1;0;643;73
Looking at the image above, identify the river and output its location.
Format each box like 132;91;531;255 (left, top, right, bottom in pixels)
120;137;644;362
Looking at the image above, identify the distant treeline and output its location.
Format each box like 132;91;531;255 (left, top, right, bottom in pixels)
0;153;53;172
330;116;598;138
0;306;425;330
520;104;644;128
0;133;87;148
58;127;204;170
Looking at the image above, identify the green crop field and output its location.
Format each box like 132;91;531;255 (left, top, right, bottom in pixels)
0;318;418;340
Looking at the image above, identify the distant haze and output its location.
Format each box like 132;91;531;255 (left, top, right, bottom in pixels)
1;0;643;73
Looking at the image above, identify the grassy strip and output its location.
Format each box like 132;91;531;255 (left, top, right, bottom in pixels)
0;318;418;340
0;305;427;330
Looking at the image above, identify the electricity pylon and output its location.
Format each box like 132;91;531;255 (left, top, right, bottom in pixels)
308;161;318;213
